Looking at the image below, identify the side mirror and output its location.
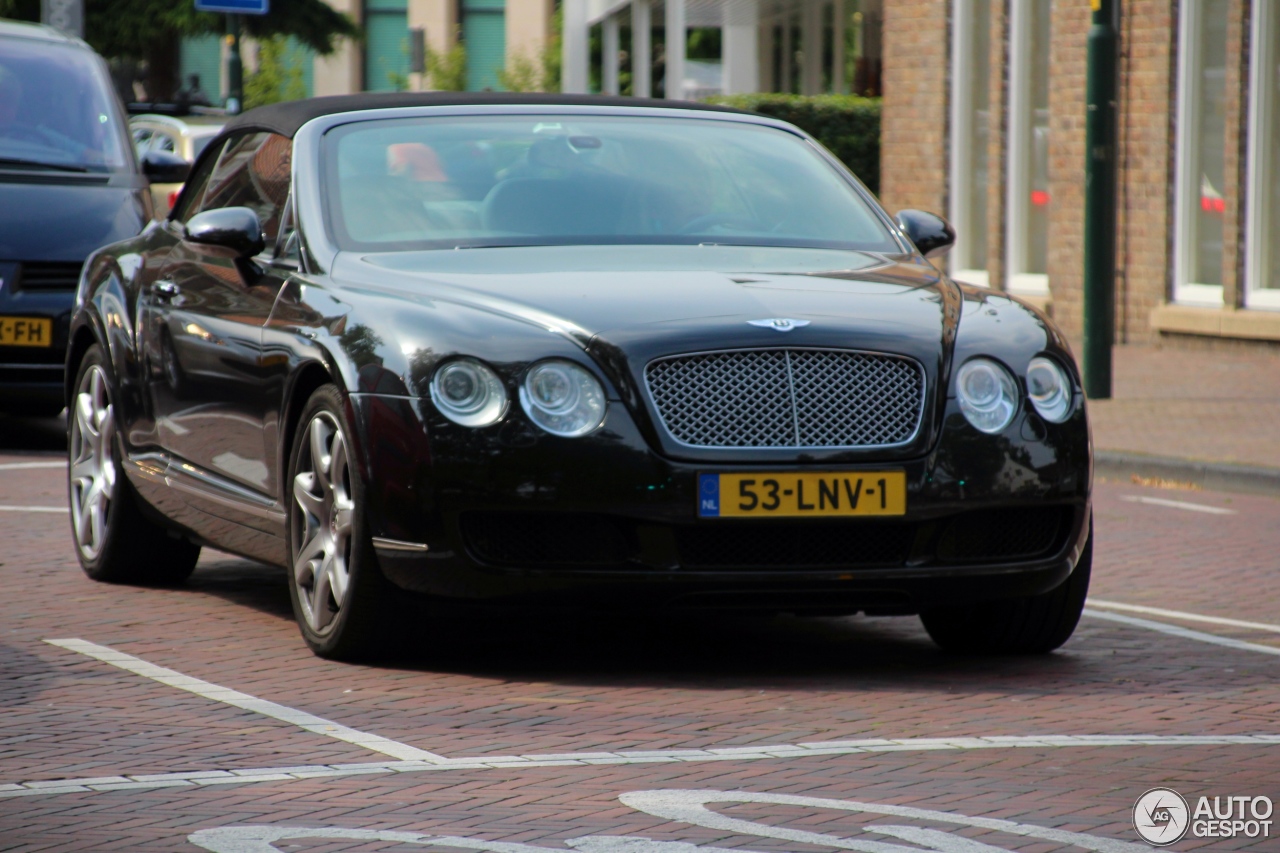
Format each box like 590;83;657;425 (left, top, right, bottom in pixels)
895;210;956;259
141;149;191;184
184;207;266;258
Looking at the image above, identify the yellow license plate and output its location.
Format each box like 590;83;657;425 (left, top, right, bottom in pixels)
0;316;52;347
698;471;907;518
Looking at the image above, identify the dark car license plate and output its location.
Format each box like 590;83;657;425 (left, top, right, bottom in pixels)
697;471;907;518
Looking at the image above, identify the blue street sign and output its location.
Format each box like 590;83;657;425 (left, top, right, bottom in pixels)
195;0;268;15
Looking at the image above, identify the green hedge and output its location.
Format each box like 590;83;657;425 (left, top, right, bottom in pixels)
704;93;881;195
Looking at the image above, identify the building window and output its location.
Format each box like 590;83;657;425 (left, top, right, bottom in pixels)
948;0;991;287
1246;0;1280;310
364;0;410;92
1173;0;1229;306
463;0;506;92
1004;0;1051;295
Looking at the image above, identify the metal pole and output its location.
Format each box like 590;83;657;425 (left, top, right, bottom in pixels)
1082;0;1119;399
226;13;243;114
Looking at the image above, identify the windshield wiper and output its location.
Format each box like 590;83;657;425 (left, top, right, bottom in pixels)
0;157;90;173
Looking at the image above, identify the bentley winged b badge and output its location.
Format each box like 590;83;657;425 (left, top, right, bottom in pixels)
747;318;811;332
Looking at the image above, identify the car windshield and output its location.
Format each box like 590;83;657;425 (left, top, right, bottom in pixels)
0;37;129;173
324;114;900;252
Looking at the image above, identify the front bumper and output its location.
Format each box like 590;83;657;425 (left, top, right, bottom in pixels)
350;393;1092;612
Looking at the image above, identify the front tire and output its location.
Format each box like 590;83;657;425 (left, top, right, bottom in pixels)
921;523;1093;654
286;384;394;660
68;344;201;584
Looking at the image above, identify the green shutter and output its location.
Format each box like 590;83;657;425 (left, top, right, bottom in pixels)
364;0;409;92
462;0;505;91
287;38;314;98
180;36;223;104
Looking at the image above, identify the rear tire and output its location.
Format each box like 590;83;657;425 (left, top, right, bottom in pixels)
286;384;397;660
68;344;201;585
921;522;1092;654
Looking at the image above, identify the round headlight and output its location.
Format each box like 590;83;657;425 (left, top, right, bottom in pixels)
520;360;606;437
1027;356;1073;423
430;359;507;427
955;358;1019;434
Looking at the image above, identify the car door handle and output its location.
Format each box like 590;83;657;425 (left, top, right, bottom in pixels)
151;280;180;300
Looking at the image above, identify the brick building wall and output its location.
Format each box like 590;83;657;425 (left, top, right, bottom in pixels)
882;0;1280;350
1222;0;1250;310
1113;0;1175;341
1044;1;1088;337
982;0;1007;294
880;0;948;216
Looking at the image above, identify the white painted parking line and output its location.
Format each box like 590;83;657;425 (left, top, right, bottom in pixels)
45;638;446;764
1119;494;1236;514
1089;598;1280;634
1083;609;1280;656
0;460;65;471
3;733;1279;799
0;505;65;513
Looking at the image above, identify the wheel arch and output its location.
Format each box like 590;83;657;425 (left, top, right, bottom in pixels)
64;320;106;411
278;360;340;498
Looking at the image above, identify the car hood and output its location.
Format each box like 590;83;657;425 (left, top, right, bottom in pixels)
346;245;960;361
0;178;147;261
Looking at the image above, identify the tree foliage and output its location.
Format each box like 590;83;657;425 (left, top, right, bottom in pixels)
705;93;882;194
0;0;356;99
244;35;307;109
426;43;467;92
498;7;560;93
0;0;356;59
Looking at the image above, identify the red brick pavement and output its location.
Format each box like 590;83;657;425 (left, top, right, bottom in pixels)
1;454;1278;851
1082;342;1280;470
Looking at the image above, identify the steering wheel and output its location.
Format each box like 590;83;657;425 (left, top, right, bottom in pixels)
677;212;759;235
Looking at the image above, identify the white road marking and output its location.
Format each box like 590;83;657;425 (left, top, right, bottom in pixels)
624;789;1148;853
4;733;1279;799
0;505;65;513
44;638;446;764
188;788;1150;853
0;460;65;471
1119;495;1236;514
1083;609;1280;656
1088;598;1280;634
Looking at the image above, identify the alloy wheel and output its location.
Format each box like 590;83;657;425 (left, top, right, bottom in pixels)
291;412;355;634
69;364;117;561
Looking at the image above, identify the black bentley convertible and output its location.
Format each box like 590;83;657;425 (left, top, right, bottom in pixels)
66;93;1092;660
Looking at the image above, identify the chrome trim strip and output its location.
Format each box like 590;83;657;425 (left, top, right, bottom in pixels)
126;450;286;524
643;346;928;451
372;537;430;553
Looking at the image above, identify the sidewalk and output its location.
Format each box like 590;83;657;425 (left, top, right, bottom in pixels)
1080;342;1280;494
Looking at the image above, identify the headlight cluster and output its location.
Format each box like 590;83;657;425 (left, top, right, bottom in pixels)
430;359;508;427
520;360;607;437
430;357;606;437
954;356;1074;433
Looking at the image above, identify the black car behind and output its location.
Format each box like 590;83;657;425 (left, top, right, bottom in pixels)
0;20;179;415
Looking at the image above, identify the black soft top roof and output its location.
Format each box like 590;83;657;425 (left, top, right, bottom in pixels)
223;92;748;139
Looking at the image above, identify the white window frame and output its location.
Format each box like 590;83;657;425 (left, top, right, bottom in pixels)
948;0;989;288
1003;0;1048;296
1245;0;1280;310
1172;0;1226;306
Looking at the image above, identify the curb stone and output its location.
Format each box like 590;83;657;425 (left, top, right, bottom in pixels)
1095;450;1280;497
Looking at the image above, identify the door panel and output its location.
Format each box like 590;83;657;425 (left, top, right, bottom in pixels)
148;242;287;496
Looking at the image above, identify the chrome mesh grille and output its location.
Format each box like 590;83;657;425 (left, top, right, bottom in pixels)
645;348;925;449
